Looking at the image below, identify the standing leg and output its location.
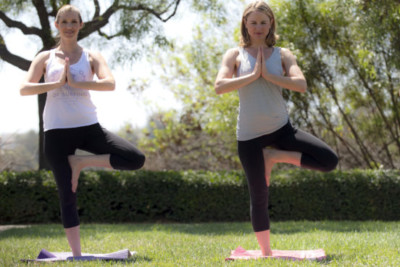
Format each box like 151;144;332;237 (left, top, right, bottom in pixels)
238;140;272;256
44;129;82;256
255;230;272;256
65;226;81;257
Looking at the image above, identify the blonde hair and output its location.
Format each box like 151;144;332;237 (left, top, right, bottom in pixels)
55;5;82;24
54;5;83;47
239;1;278;47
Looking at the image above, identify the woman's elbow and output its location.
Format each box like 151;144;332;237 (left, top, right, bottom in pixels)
106;78;116;91
214;81;224;95
298;80;307;93
19;85;30;96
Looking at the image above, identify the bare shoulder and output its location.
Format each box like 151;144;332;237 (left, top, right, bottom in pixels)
87;50;104;63
280;47;297;60
34;50;51;64
224;47;240;60
29;50;52;74
222;47;241;71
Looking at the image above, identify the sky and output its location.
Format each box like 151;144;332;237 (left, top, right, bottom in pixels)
0;3;195;135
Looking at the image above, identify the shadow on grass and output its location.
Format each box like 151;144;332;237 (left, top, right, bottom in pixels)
134;254;152;263
319;253;343;265
0;224;65;240
1;221;398;240
271;220;400;234
83;221;399;236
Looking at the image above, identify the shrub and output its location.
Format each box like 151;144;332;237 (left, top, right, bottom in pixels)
0;169;399;224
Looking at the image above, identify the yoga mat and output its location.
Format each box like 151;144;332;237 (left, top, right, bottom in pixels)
21;248;136;262
226;246;326;261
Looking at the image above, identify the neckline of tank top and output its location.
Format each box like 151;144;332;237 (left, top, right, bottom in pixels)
242;47;277;63
52;49;86;67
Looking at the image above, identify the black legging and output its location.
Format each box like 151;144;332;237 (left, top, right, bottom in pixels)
238;121;338;232
44;123;145;228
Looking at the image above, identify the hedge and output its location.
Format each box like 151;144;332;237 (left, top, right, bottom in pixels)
0;169;399;224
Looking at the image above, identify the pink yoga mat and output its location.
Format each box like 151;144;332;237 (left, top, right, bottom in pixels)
21;248;135;262
226;246;326;261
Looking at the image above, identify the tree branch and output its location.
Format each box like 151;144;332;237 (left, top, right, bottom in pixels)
79;0;181;40
78;2;118;40
48;0;58;17
0;11;42;36
97;29;124;40
118;0;181;22
345;48;400;154
32;0;55;48
93;0;100;18
0;34;31;71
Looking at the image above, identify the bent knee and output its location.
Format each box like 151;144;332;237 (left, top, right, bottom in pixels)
321;152;339;172
136;153;146;169
128;153;145;170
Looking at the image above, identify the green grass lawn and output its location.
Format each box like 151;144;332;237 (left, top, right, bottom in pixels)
1;221;399;266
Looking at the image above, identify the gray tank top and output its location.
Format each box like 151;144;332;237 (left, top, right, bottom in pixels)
236;47;289;141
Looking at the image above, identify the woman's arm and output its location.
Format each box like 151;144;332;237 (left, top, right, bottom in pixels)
66;51;115;91
261;47;307;93
19;51;66;96
214;48;261;95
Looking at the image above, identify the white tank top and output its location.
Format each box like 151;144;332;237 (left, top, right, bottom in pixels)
43;49;98;131
236;47;289;141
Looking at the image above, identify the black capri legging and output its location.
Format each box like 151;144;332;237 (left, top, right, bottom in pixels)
238;121;338;232
44;123;145;228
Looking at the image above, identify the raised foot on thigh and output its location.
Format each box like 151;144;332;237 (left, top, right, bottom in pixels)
68;155;84;193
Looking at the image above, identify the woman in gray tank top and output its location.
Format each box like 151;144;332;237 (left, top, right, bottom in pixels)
214;1;338;256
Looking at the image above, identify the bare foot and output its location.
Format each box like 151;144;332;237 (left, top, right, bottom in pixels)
68;155;84;193
262;148;277;186
262;249;273;257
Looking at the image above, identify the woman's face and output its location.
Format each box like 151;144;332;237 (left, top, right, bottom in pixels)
245;11;272;42
55;10;83;39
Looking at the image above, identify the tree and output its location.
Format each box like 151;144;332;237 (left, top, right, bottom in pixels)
130;1;243;170
274;0;400;168
0;131;38;171
0;0;219;169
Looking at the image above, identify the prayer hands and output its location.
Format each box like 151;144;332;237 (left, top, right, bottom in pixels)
253;47;270;80
65;57;76;87
58;58;68;86
59;57;76;88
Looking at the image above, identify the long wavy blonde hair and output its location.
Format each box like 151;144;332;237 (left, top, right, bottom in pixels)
239;1;278;47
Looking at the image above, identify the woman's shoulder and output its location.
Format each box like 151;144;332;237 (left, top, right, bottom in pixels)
35;50;52;61
279;47;296;59
86;50;106;63
223;47;241;60
31;50;52;67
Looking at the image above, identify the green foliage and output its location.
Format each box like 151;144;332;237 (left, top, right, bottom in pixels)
2;222;400;266
0;131;38;171
134;3;242;170
133;0;400;170
273;0;400;169
1;169;399;224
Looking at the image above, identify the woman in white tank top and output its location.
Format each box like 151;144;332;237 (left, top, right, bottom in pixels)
214;1;337;256
19;5;145;257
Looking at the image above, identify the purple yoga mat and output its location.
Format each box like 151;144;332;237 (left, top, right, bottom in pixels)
21;248;135;262
225;246;327;261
